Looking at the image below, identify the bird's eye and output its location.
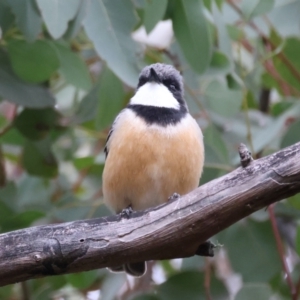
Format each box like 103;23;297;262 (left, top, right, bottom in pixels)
170;84;176;90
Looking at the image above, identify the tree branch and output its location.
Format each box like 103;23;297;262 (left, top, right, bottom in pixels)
1;142;300;287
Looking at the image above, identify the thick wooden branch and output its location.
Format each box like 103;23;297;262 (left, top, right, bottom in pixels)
1;142;300;287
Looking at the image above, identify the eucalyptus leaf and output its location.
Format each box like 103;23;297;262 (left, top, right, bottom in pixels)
218;220;281;282
6;0;42;42
204;80;243;117
241;0;274;20
234;284;273;300
158;271;228;300
36;0;81;39
172;0;212;74
281;119;300;148
53;43;92;90
0;0;14;33
96;67;126;130
14;108;59;140
64;0;88;39
22;139;58;178
8;40;60;83
0;50;55;108
143;0;168;33
83;0;140;87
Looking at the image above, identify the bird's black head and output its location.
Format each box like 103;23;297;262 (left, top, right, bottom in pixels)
137;63;186;109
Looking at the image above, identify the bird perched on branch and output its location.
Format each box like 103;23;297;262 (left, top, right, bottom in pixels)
102;63;204;276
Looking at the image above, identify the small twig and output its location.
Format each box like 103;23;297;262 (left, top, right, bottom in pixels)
238;143;253;167
227;0;300;85
204;258;212;300
268;204;296;300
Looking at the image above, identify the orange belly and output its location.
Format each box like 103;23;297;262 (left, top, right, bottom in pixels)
102;111;204;213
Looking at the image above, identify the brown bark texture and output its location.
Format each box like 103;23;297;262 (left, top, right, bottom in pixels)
0;142;300;287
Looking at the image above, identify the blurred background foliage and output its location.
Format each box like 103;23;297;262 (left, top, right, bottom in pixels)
0;0;300;299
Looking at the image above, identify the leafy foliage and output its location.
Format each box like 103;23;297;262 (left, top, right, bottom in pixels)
0;0;300;299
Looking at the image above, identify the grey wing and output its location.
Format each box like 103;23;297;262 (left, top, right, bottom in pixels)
104;111;124;159
104;127;114;158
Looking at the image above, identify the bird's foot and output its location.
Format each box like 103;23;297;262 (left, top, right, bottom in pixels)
120;205;133;219
168;193;181;202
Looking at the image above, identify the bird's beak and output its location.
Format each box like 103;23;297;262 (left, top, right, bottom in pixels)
149;68;161;83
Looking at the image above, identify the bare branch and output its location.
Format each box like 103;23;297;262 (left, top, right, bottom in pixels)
1;142;300;287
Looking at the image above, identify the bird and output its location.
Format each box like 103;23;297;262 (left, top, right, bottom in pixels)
102;63;204;277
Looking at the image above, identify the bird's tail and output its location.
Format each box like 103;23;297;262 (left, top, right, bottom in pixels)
108;261;146;277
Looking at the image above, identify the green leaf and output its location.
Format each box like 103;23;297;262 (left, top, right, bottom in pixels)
200;166;223;185
0;128;25;146
272;38;300;92
2;210;45;232
0;285;12;298
22;139;58;178
235;284;273;300
226;24;244;41
205;50;231;76
287;193;300;210
14;108;59;140
66;270;98;289
73;156;94;171
83;0;140;87
204;125;229;164
143;0;168;33
158;271;228;300
96;67;125;130
72;84;100;124
204;80;243;117
219;220;281;282
252;102;300;155
0;50;55;108
8;40;60;83
172;0;212;74
36;0;81;39
101;273;126;300
0;0;14;34
52;195;90;222
241;0;274;20
17;175;52;209
271;101;293;117
6;0;42;42
0;200;14;225
131;295;161;300
53;43;92;91
0;182;18;211
296;225;300;256
64;1;88;39
212;3;232;60
281;119;300;148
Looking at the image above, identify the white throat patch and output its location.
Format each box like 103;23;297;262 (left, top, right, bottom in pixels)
130;82;180;109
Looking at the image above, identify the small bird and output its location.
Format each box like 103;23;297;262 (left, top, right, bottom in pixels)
102;63;204;276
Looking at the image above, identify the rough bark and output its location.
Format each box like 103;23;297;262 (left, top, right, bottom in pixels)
1;142;300;287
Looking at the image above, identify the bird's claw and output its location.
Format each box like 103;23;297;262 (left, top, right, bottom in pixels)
168;193;181;202
120;205;133;219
